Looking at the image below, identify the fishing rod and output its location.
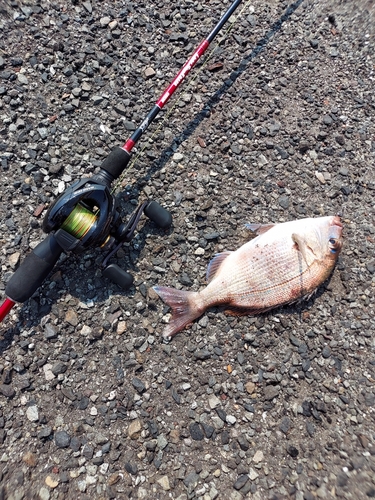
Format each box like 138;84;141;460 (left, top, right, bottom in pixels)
0;0;243;323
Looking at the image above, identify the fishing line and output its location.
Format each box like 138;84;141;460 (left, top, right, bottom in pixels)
60;204;98;240
111;0;253;194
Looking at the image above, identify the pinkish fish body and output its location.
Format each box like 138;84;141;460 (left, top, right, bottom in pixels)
154;215;343;340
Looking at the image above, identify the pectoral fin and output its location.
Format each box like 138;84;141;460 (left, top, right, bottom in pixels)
292;233;310;268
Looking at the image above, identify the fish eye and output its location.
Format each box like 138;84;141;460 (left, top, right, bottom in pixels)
329;237;339;253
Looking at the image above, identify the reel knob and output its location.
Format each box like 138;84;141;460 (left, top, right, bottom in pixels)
103;264;134;289
144;201;172;229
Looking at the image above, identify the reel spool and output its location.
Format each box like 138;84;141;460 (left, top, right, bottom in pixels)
60;204;99;241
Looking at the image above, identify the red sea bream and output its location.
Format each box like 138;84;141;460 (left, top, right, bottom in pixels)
154;215;343;340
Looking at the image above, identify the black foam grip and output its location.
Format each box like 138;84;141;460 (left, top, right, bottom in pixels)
100;147;131;180
144;201;172;229
6;235;63;303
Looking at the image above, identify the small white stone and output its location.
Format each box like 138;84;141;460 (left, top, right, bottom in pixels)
108;390;116;400
315;171;325;184
77;479;87;492
100;16;111;26
249;468;259;480
8;252;20;269
226;415;237;425
39;487;50;500
258;153;268;166
80;325;92;336
100;463;109;474
208;395;221;409
17;73;28;85
173;152;184;161
157;475;170;491
194;247;205;256
26;406;39;422
252;450;264;463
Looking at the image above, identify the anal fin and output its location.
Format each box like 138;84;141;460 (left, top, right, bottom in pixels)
225;306;265;317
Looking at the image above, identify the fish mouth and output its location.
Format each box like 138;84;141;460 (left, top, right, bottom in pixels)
332;215;343;229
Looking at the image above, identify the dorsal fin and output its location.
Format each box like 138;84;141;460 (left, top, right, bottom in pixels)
206;251;232;282
245;223;275;235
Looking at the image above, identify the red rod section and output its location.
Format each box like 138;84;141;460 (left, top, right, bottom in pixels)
156;40;210;109
0;298;15;322
122;0;243;154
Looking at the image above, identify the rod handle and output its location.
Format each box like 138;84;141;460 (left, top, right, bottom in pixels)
96;147;131;184
5;235;63;303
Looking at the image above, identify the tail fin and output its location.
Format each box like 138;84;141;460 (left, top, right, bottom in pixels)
153;286;203;340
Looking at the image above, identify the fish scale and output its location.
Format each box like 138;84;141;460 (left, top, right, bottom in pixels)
154;215;343;339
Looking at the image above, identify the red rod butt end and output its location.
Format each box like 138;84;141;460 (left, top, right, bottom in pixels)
0;298;16;322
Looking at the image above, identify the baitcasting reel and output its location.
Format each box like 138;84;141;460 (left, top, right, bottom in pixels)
4;147;172;306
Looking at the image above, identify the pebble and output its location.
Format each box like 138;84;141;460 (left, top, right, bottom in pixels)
0;384;15;398
65;309;78;326
22;451;37;467
245;381;256;394
208;395;221;409
45;476;59;488
8;252;20;268
173;152;184;161
157;434;168;450
54;431;71;448
306;421;316;437
252;450;264;463
132;377;146;393
39;487;50;500
144;67;156;78
278;195;290;209
249;468;259;480
279;417;291;434
233;474;249;490
17;73;28;85
51;362;67;376
157;475;170;491
26;405;39;422
315;171;325;184
100;16;111;26
44;325;58;340
226;415;237;425
263;385;280;400
189;422;204;441
128;419;142;439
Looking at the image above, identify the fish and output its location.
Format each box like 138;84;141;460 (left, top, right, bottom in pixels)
153;215;343;340
154;215;343;340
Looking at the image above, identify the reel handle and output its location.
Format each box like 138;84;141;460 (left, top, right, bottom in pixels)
5;235;63;303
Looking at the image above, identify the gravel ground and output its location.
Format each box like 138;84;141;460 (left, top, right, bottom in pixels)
0;0;375;499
